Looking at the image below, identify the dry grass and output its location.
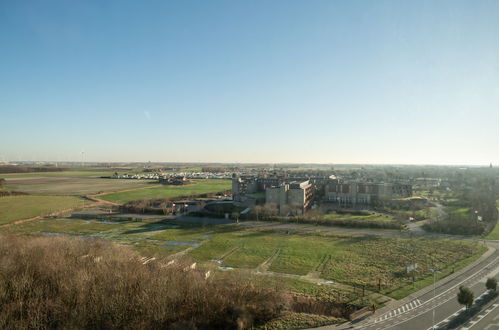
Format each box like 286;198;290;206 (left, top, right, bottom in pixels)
0;234;284;329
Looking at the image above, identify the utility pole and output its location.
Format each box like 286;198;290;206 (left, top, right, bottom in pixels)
430;268;441;329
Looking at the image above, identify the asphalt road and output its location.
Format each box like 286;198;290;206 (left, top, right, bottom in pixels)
462;302;499;330
348;245;499;330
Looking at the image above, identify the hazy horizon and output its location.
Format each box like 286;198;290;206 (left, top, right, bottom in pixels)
1;1;498;165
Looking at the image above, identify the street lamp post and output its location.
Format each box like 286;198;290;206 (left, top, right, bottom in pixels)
430;268;441;329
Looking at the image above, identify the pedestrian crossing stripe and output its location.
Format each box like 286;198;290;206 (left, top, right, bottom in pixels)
374;299;422;323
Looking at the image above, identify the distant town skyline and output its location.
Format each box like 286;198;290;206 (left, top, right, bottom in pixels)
1;1;499;165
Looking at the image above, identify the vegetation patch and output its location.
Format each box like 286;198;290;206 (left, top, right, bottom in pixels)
0;234;283;329
189;227;484;297
255;312;342;330
3;176;154;195
0;195;84;225
99;179;231;203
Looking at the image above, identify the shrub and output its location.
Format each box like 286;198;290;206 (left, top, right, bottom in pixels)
457;286;474;309
0;234;283;329
486;278;497;291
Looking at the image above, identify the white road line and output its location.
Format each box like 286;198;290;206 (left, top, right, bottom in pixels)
362;256;499;330
465;303;499;329
361;265;497;330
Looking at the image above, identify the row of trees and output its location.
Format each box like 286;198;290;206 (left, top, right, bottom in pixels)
424;175;498;236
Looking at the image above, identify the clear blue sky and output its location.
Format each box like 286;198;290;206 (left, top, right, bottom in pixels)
1;0;498;165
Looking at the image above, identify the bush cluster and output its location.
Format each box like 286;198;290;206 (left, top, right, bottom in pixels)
0;234;283;329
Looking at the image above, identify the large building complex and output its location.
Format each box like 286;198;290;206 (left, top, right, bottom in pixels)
325;182;412;205
232;174;313;215
265;180;314;215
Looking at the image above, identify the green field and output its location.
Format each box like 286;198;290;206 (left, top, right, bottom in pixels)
0;215;485;299
188;227;484;297
0;217;212;256
320;212;395;223
98;179;231;203
446;205;470;221
3;176;155;195
0;171;114;179
0;195;85;225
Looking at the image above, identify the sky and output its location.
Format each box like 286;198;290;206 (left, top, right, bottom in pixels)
1;0;498;165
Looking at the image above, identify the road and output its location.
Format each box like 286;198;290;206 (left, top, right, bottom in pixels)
321;242;499;330
462;302;499;330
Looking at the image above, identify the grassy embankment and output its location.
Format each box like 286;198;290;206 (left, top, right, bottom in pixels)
98;179;231;203
0;195;85;225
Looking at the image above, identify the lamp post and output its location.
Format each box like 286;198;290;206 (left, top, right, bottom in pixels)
430;268;441;329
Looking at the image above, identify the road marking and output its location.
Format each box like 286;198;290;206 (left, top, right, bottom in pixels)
454;303;499;330
373;299;427;323
365;256;499;330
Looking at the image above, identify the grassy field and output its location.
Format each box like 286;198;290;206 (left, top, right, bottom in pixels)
0;171;114;178
0;217;212;256
321;212;395;223
98;179;231;203
3;176;155;195
189;227;484;297
0;215;485;299
446;205;470;221
0;195;85;225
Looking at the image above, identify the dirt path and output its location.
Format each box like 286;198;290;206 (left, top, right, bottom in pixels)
256;248;281;272
85;194;120;206
90;184;163;198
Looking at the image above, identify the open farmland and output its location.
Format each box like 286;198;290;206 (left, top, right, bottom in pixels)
0;195;85;225
3;176;155;195
98;179;231;203
0;171;114;178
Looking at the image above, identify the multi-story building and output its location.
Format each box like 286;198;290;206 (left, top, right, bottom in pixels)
325;182;412;205
232;176;258;201
265;180;313;215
